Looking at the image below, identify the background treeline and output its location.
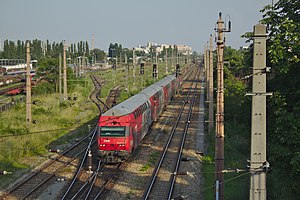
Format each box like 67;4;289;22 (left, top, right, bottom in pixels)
262;0;300;198
0;39;106;62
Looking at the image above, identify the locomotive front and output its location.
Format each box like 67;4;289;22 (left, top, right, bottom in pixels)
98;115;132;163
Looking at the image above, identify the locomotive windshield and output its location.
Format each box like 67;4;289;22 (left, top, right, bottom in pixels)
100;126;125;137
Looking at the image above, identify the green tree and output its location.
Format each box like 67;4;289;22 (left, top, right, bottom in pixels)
260;0;300;198
85;41;89;57
91;48;106;62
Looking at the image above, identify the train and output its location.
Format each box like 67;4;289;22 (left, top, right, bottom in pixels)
0;75;25;95
97;74;181;162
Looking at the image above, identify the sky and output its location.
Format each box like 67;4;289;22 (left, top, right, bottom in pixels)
0;0;271;52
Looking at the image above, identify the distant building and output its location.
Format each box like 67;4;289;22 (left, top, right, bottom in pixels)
177;45;192;55
0;59;37;75
134;42;192;55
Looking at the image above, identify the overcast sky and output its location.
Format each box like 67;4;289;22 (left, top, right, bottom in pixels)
0;0;271;52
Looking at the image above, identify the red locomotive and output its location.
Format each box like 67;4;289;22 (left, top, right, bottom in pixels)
97;74;181;162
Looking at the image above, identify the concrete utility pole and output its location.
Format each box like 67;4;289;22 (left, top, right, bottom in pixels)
214;12;231;200
249;24;269;200
26;42;31;124
208;34;214;132
114;55;117;85
172;47;174;71
63;42;68;100
83;52;86;87
165;48;168;75
59;54;62;103
205;44;209;101
78;56;82;78
125;53;128;93
91;35;95;51
133;49;136;86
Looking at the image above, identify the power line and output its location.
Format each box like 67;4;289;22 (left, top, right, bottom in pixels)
201;171;250;192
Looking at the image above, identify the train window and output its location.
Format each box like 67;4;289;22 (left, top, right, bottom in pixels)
100;126;125;137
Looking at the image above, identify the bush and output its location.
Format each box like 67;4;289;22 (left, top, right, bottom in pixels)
32;82;55;95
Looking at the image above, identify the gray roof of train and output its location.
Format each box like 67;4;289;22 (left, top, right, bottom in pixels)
102;75;176;117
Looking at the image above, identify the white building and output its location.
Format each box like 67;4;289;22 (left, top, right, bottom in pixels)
177;45;192;55
133;42;192;55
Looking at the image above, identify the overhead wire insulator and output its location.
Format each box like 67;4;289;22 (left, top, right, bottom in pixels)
87;149;93;173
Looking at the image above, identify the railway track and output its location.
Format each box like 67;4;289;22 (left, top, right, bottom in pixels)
0;68;194;200
0;128;98;200
59;143;99;200
59;83;124;199
79;162;125;199
142;69;199;200
105;85;122;109
0;83;25;95
90;75;122;113
59;152;129;200
90;75;108;112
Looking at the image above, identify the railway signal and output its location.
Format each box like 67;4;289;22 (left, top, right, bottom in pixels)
152;64;158;78
176;64;180;77
140;62;145;75
87;149;93;173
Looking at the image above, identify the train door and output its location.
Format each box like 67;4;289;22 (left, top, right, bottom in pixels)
142;102;151;139
158;90;164;116
153;95;157;121
133;124;138;150
163;85;168;107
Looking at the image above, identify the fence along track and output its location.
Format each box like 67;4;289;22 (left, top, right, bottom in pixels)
143;68;199;200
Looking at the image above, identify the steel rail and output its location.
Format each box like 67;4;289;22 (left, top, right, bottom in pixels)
0;127;97;200
143;68;199;199
92;163;123;200
83;159;103;200
143;80;193;199
61;128;98;200
167;73;199;200
20;147;87;200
